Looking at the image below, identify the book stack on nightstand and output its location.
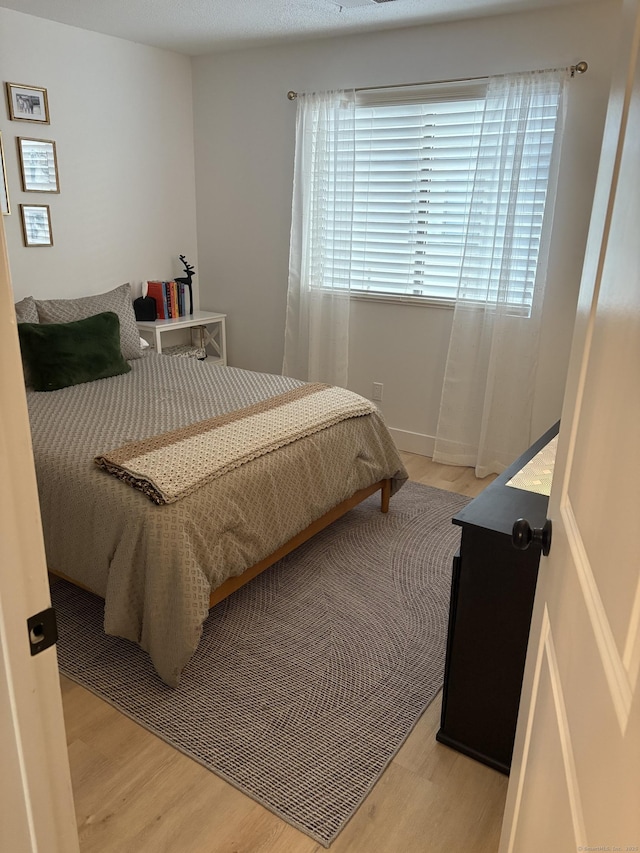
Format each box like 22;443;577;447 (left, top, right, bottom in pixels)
137;310;227;365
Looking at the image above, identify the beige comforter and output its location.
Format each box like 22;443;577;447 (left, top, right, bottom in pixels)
27;353;407;686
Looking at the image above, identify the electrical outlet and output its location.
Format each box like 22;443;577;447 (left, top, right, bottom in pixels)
372;382;383;401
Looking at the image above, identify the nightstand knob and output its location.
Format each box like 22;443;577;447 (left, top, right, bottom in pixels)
512;518;552;556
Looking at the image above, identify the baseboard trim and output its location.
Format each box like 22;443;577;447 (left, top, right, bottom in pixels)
388;428;435;457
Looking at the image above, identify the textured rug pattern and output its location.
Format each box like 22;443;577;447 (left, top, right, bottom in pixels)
52;481;469;847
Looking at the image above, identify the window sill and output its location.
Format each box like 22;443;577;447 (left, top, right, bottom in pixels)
348;291;455;309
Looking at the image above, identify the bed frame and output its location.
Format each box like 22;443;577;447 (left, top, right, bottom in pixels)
49;478;391;610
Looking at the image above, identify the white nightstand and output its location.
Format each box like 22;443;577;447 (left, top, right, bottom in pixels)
137;310;227;366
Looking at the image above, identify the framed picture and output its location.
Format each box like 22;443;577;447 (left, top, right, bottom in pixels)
5;82;50;124
18;137;59;193
20;204;53;247
0;132;9;215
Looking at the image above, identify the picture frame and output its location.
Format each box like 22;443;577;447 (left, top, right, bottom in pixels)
5;82;50;124
20;204;53;247
18;137;59;193
0;132;9;215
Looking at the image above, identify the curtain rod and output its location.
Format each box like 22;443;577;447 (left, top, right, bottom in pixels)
286;60;588;100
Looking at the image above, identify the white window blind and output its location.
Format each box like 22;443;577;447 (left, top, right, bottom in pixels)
323;81;561;310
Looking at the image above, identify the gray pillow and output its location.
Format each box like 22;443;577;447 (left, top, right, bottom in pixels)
35;283;142;360
14;296;39;324
14;296;39;386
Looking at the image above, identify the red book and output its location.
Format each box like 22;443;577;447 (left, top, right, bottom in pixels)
146;281;166;319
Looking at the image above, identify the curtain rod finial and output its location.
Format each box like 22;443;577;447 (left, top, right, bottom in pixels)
287;90;298;100
572;60;588;76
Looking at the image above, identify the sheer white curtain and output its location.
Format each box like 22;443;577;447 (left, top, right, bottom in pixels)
282;90;356;387
433;70;567;477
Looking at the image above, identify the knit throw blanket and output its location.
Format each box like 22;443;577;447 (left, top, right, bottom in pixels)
94;383;376;505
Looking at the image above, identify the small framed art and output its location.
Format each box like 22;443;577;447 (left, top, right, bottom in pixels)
18;137;59;193
20;204;53;247
6;82;50;124
0;132;9;215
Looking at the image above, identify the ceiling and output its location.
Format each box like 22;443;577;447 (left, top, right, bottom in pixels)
0;0;594;56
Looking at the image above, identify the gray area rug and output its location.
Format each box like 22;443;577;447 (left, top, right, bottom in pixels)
52;481;469;847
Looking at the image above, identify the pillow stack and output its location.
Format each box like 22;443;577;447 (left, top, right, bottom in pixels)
15;283;141;391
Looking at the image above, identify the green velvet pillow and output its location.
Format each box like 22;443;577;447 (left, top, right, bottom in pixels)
18;311;131;392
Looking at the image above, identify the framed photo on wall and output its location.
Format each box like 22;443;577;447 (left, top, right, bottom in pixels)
6;82;50;124
20;204;53;247
18;137;59;193
0;132;9;215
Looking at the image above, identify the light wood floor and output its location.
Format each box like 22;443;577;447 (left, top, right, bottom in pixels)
61;453;506;853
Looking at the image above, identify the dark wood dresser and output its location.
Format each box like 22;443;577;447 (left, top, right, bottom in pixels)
436;422;559;774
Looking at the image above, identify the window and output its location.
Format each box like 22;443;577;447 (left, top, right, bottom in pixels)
324;81;561;311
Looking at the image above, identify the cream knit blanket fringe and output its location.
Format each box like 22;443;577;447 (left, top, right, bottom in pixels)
95;383;377;505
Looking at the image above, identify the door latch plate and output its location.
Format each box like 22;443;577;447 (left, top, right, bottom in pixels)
27;607;58;656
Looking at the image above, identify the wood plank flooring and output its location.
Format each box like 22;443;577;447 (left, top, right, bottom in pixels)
60;452;506;853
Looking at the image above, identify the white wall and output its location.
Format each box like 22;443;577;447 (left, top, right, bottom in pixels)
192;1;619;453
0;4;620;455
0;9;198;304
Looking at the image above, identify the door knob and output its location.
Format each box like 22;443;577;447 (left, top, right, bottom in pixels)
512;518;552;556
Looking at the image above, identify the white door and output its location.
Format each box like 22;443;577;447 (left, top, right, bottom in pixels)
0;217;79;848
499;1;640;849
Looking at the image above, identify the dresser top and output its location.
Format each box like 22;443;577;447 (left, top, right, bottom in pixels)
453;422;559;537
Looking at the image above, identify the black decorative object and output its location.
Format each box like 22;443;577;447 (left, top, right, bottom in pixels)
176;254;196;315
133;296;157;321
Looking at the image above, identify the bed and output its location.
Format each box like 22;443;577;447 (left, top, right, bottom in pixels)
16;288;407;686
